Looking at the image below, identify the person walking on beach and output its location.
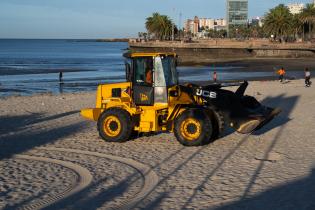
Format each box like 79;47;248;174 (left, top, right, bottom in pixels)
59;71;63;83
213;71;217;83
305;68;311;87
277;67;286;83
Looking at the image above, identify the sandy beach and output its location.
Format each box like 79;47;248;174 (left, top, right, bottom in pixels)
1;79;315;209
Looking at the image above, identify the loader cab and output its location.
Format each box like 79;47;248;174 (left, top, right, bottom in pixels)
125;53;178;106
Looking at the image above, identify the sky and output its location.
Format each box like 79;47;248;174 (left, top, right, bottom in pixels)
0;0;313;39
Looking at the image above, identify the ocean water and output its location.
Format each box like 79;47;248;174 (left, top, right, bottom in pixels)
0;39;305;96
0;39;128;96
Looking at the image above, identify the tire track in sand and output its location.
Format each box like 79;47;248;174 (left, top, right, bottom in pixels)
15;154;93;210
16;147;159;210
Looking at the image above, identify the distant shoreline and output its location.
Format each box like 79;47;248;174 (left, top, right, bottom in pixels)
0;38;129;42
96;38;129;42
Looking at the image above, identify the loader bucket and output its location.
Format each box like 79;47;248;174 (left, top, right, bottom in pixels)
230;83;282;134
188;81;282;134
232;107;282;134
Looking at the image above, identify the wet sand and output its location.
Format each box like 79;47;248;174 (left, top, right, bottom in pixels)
181;58;315;72
1;79;315;209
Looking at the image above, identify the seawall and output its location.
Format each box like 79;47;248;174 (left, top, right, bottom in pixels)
129;40;315;65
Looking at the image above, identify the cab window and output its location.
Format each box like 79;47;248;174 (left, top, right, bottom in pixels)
154;56;178;87
162;56;178;86
134;57;153;86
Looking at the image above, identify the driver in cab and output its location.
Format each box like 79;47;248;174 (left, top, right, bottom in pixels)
145;68;153;85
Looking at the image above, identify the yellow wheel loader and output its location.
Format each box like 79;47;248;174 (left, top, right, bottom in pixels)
81;53;280;146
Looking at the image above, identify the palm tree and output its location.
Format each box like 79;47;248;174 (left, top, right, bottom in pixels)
145;13;176;40
300;3;315;40
263;4;294;42
291;14;304;40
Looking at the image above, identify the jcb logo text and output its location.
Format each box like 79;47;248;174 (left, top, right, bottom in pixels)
196;89;217;99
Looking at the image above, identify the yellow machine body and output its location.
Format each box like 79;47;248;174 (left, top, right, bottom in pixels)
81;52;280;146
81;52;194;133
81;81;195;133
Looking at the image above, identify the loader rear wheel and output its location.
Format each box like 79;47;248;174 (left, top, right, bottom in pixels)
174;109;213;146
98;108;132;142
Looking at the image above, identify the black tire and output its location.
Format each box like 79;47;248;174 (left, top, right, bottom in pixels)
98;108;132;142
174;109;213;146
211;110;225;140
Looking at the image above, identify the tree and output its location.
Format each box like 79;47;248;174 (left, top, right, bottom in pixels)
263;4;294;42
145;13;177;40
206;28;227;38
228;25;251;39
300;3;315;40
291;14;304;40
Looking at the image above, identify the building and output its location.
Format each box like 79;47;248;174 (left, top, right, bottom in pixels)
199;18;215;30
199;18;227;31
185;16;227;36
193;16;199;34
226;0;248;26
185;19;194;34
214;18;227;30
287;3;305;14
185;16;200;35
186;17;227;33
215;18;227;27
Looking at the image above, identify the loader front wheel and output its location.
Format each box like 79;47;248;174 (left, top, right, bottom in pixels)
174;109;213;146
98;108;132;142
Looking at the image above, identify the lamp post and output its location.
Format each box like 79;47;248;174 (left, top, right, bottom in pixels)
172;7;175;41
179;12;182;40
172;23;175;41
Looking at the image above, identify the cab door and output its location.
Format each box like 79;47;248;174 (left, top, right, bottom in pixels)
154;56;178;104
132;57;154;106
